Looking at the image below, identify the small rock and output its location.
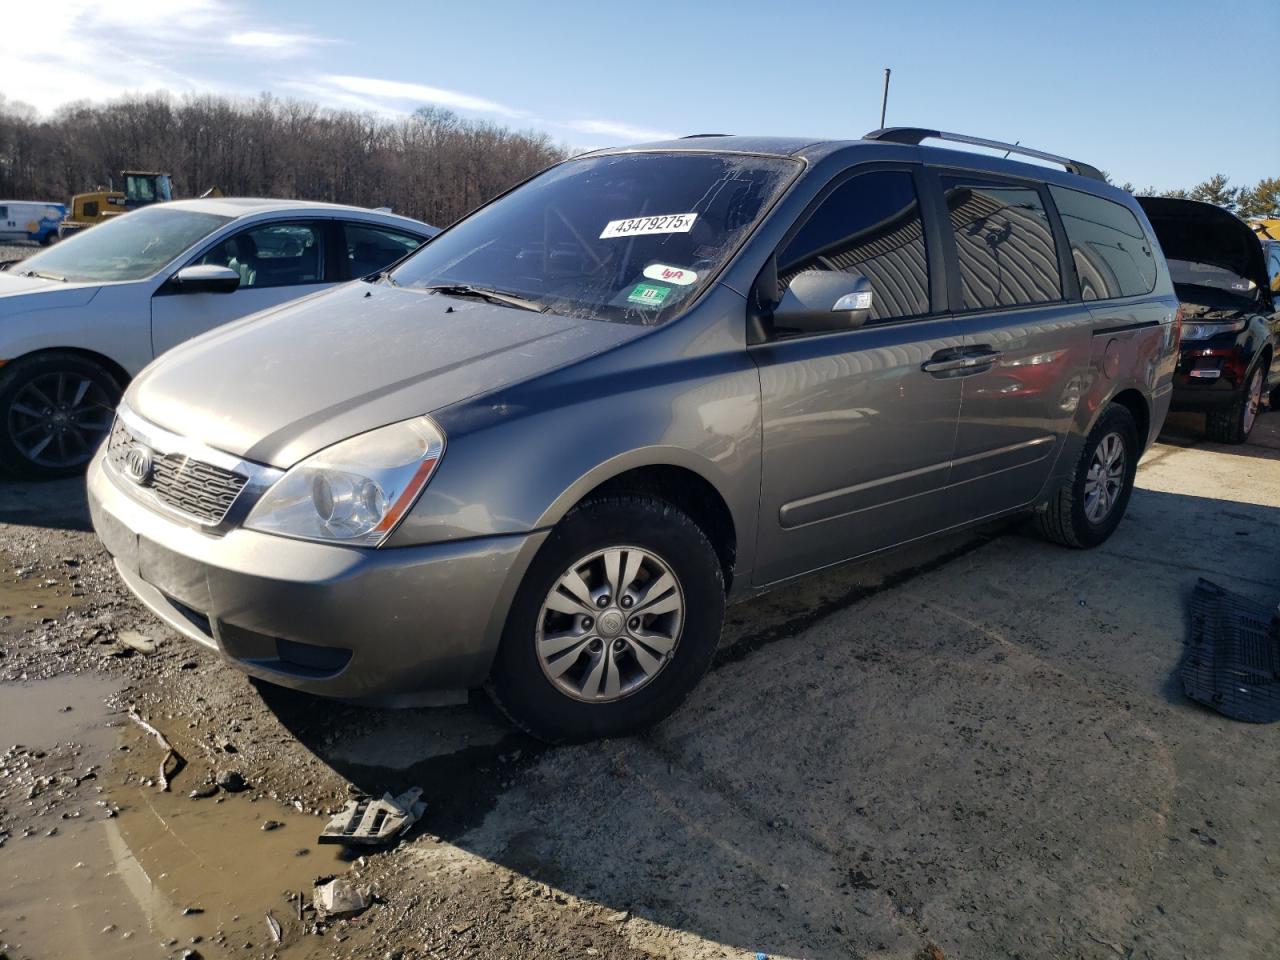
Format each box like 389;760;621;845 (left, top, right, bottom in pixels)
261;820;283;832
182;906;204;916
190;783;219;799
216;770;247;792
116;630;156;655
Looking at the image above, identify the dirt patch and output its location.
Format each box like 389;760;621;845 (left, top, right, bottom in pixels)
1;411;1279;959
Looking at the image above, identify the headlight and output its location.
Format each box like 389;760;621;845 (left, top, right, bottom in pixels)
1180;318;1246;341
245;417;444;546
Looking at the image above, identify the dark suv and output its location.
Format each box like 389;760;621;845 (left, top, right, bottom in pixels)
1137;197;1279;442
90;129;1180;741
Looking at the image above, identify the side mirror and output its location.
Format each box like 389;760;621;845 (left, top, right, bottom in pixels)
170;264;240;294
773;272;874;334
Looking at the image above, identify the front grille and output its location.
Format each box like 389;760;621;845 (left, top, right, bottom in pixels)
107;419;248;525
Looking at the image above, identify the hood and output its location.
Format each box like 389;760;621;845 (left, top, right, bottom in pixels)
0;269;102;306
1136;197;1269;294
128;282;646;467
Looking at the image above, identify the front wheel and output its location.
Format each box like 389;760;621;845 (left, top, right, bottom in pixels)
1206;364;1265;444
1034;403;1139;549
0;352;122;479
488;494;725;743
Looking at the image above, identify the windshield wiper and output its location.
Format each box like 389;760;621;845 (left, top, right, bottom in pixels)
20;269;66;282
421;283;546;313
366;270;398;287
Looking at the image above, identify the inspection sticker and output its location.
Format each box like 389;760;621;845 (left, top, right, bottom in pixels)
643;263;698;286
626;282;672;307
601;213;697;240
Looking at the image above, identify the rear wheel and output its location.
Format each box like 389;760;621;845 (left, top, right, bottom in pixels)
1035;403;1139;549
0;352;121;479
488;494;725;743
1205;363;1265;444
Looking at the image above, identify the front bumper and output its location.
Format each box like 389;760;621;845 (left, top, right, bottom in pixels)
88;448;544;704
1171;344;1248;410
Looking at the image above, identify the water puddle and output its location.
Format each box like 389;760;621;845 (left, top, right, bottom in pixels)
0;675;349;958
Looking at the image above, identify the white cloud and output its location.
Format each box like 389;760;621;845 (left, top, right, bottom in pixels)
0;0;327;113
227;31;329;57
566;119;679;143
318;75;526;119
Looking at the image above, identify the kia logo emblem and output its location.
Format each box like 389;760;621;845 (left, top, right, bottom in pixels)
124;443;155;486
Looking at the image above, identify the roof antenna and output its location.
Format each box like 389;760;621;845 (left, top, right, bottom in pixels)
879;68;891;128
1003;140;1020;158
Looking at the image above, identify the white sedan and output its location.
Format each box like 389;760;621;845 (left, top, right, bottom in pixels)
0;198;436;478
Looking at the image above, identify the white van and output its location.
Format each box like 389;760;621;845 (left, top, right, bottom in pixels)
0;201;67;245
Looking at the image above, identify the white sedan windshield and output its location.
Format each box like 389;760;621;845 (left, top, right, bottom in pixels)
18;207;232;283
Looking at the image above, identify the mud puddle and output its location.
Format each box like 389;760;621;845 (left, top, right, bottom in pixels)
1;675;350;959
0;569;86;628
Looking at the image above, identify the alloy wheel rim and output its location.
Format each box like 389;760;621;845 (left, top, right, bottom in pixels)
535;546;684;703
1083;431;1126;524
1243;369;1262;435
7;372;114;468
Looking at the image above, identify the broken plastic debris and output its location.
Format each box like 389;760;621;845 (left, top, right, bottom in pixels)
313;878;369;917
318;787;426;846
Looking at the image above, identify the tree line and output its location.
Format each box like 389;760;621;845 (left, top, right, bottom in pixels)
1109;172;1279;219
0;93;569;228
0;92;1276;225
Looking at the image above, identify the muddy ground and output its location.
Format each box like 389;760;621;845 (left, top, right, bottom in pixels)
2;406;1279;960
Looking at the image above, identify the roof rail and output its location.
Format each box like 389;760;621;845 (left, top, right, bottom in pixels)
863;127;1106;182
681;133;733;139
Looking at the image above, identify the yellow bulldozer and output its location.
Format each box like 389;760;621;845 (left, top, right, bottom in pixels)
61;172;222;236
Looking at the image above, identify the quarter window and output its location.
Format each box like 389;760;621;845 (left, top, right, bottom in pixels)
1049;186;1156;300
777;170;930;324
199;221;326;288
941;177;1061;310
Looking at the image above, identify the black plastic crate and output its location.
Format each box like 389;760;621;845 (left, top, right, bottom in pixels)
1181;578;1280;723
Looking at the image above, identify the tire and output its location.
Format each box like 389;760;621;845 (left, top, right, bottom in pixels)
39;231;57;246
488;494;725;743
1205;362;1265;445
0;351;122;480
1034;403;1139;549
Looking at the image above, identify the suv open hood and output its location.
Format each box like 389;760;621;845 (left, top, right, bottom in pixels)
1136;196;1269;294
127;282;643;467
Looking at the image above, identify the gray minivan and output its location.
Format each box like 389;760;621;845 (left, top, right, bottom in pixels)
88;128;1179;741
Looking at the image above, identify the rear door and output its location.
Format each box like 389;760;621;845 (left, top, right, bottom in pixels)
932;172;1090;521
752;166;965;585
151;218;333;355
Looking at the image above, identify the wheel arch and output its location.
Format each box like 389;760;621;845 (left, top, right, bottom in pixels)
535;452;739;592
1106;387;1150;450
1;346;131;391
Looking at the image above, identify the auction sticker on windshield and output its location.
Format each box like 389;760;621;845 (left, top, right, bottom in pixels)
600;213;697;239
626;283;671;307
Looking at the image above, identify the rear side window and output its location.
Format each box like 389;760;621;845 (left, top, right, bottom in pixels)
1049;186;1156;300
343;223;425;278
941;177;1061;310
777;170;930;323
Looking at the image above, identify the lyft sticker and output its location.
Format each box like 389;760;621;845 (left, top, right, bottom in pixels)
643;263;698;286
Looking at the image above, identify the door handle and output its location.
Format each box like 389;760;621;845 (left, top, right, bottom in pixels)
922;348;1003;375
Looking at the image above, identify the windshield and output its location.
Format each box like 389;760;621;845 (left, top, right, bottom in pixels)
1167;259;1258;298
19;207;232;283
389;152;799;323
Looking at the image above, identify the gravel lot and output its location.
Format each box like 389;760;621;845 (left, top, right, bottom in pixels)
1;407;1278;960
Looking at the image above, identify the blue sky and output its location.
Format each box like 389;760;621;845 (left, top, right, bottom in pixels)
5;0;1276;191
